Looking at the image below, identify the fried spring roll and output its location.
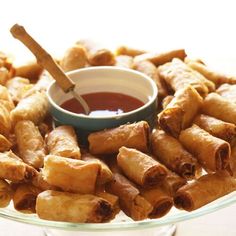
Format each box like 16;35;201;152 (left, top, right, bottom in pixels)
157;58;209;97
115;55;133;68
36;190;113;223
76;39;115;66
0;85;15;111
0;67;9;85
46;125;81;159
116;46;146;57
0;179;12;207
60;45;87;72
158;85;203;137
194;114;236;144
88;121;150;155
0;151;36;182
133;60;169;99
0;103;11;136
15;120;46;169
202;93;236;125
151;129;199;179
174;171;236;211
134;49;187;66
216;84;236;103
117;147;167;187
187;61;236;85
106;172;153;220
13;183;41;213
32;170;56;191
10;91;49;126
0;134;12;151
179;124;231;172
42;155;100;194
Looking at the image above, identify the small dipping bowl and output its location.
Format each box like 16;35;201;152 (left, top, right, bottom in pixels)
47;66;158;140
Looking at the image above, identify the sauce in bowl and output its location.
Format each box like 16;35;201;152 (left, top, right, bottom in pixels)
60;92;145;116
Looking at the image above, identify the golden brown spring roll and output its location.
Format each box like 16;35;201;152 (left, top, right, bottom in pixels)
106;172;153;221
174;171;236;211
140;186;173;218
88;121;150;155
116;46;146;57
0;103;11;136
0;85;15;111
60;45;87;72
0;67;10;85
202;93;236;125
151;129;199;179
32;170;56;191
133;60;169;99
0;179;12;207
0;151;37;182
0;134;12;151
194;114;236;144
36;190;113;223
117;147;167;187
216;83;236;103
158;85;203;137
82;153;113;185
115;55;133;68
42;155;100;194
15;120;46;169
76;39;115;66
162;95;174;109
187;61;236;85
46;125;81;159
134;49;187;66
13;183;41;213
179;124;231;172
157;58;209;97
10;91;49;126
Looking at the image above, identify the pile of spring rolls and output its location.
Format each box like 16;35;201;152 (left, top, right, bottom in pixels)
1;41;236;223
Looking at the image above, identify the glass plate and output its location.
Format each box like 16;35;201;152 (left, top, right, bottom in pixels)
0;192;236;232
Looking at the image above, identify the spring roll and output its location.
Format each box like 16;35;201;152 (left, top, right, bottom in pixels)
0;134;12;152
157;58;209;97
36;190;113;223
60;45;87;72
0;103;11;137
116;46;146;57
32;170;56;191
106;172;153;220
0;151;37;182
158;85;203;137
134;49;187;66
151;129;199;179
0;67;9;85
174;171;236;211
15;120;46;169
0;85;15;111
0;179;12;207
179;124;231;172
13;183;41;213
42;155;100;194
88;121;149;155
76;39;115;66
216;83;236;103
115;55;133;68
10;91;49;126
117;147;167;187
194;114;236;144
202;93;236;125
46;125;81;159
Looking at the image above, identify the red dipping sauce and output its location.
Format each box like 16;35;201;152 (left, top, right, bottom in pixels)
60;92;145;116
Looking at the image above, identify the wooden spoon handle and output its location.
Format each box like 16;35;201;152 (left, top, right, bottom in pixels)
10;24;75;93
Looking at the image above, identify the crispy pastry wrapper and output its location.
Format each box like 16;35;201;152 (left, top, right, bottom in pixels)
157;58;209;97
117;147;167;187
0;134;12;152
134;49;187;66
174;171;236;211
0;84;15;111
10;91;49;126
216;84;236;103
115;55;133;69
158;85;203;137
106;172;153;221
36;190;113;223
0;103;11;136
88;121;150;155
46;125;81;159
0;179;13;207
15;120;46;169
0;151;37;182
202;93;236;125
115;46;146;57
42;155;100;194
194;114;236;144
13;183;41;213
151;129;199;179
179;124;231;172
